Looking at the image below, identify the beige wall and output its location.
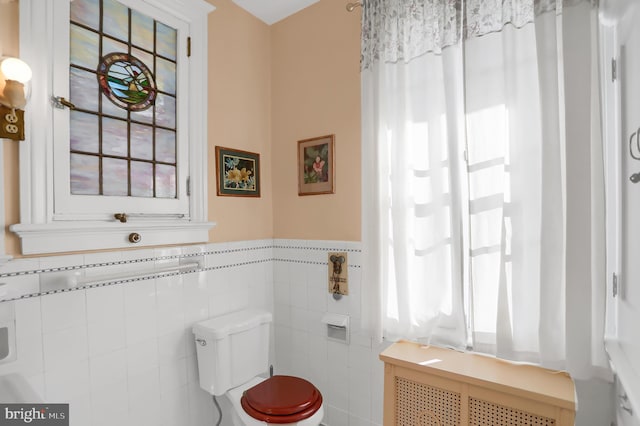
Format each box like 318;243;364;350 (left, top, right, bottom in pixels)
0;2;18;58
207;0;274;242
2;133;19;255
1;0;361;256
271;1;361;241
1;1;21;255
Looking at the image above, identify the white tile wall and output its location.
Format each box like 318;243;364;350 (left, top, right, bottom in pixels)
0;241;273;426
0;239;383;426
272;239;388;426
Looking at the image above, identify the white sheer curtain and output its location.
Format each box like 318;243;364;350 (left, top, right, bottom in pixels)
361;0;607;376
361;43;469;347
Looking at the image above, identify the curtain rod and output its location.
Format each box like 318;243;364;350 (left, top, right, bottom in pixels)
346;2;362;12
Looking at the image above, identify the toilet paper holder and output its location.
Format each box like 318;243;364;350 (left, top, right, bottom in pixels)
321;313;349;344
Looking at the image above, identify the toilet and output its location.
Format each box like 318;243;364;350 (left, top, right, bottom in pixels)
193;309;324;425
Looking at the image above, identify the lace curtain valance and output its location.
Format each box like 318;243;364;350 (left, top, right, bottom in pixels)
361;0;586;70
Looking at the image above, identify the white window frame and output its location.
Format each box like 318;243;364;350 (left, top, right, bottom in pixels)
11;0;215;255
54;0;190;218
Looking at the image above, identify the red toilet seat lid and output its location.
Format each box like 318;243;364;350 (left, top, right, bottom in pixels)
241;375;323;424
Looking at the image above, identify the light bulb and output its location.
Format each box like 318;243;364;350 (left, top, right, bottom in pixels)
0;58;32;84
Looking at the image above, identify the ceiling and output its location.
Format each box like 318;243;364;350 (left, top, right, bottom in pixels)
231;0;320;25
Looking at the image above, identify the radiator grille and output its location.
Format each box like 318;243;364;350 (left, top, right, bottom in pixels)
468;397;556;426
395;376;461;426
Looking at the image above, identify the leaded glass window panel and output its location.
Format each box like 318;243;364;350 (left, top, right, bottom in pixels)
103;0;128;40
103;38;129;59
131;10;154;49
157;21;178;61
131;161;154;197
70;68;100;112
102;117;128;156
156;164;177;198
70;111;99;153
70;26;99;69
70;154;100;195
156;58;176;94
69;0;178;199
156;128;176;163
103;158;129;196
70;0;99;29
130;123;153;160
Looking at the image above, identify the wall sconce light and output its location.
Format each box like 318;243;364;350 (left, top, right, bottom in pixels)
0;57;32;141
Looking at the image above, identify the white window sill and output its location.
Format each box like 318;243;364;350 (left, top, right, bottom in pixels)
10;221;215;255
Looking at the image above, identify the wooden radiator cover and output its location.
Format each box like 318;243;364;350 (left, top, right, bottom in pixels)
380;341;576;426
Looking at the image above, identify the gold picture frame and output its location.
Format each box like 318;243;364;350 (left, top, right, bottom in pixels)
215;146;260;197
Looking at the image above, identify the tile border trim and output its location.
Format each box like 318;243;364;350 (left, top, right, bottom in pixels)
0;240;362;302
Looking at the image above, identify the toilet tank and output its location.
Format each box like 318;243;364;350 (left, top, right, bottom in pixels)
193;309;272;396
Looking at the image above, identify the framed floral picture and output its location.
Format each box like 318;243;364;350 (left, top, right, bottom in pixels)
215;146;260;197
298;134;335;196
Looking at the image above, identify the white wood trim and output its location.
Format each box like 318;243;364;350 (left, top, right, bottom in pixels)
599;14;622;341
19;0;54;225
16;0;215;254
185;0;212;223
145;0;215;22
0;141;11;266
600;3;640;423
605;339;640;420
11;220;215;255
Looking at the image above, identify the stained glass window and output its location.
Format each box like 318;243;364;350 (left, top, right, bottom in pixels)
97;53;156;111
69;0;178;199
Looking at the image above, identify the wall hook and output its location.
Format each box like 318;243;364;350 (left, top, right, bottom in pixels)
346;2;361;11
